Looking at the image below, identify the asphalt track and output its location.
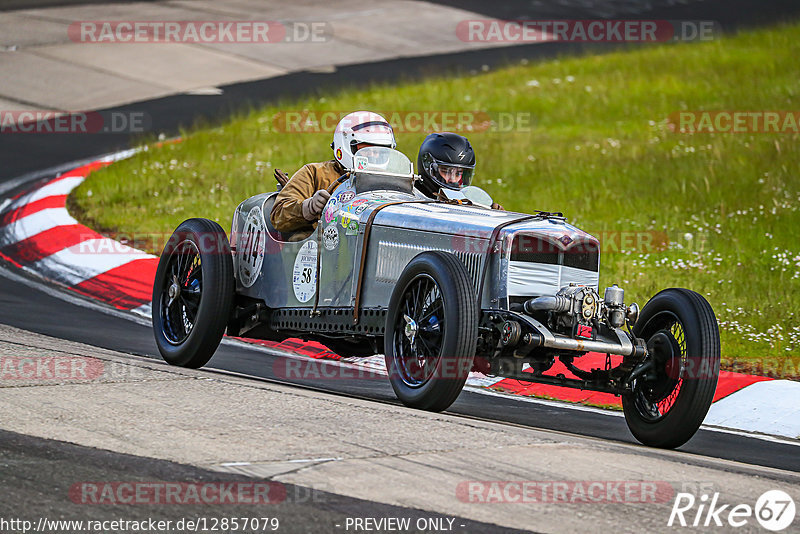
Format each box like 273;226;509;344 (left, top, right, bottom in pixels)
0;428;521;534
1;0;800;514
1;246;799;474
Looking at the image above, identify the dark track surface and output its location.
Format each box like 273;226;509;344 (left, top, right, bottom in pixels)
0;428;524;534
427;0;800;30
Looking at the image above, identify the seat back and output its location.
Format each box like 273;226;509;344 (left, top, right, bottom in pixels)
262;195;291;242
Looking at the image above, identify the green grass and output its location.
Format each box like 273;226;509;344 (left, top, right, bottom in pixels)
70;21;800;374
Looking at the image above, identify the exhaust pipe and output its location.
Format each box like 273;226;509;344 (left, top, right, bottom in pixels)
523;295;571;314
504;318;645;358
540;335;641;357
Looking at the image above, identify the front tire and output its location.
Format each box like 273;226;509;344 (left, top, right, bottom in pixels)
384;251;478;412
152;218;234;368
622;288;720;448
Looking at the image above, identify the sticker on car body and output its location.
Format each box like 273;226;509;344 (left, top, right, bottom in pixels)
238;207;266;288
292;241;317;303
323;196;338;224
323;223;339;250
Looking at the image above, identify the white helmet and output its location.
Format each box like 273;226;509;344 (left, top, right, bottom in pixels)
332;111;396;171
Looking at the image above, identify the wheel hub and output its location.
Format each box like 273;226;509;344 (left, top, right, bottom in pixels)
642;330;682;402
168;282;180;300
403;314;418;344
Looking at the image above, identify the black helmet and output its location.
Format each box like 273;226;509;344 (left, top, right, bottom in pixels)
416;132;476;198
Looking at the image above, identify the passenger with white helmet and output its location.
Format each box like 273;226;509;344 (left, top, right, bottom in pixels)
270;111;396;237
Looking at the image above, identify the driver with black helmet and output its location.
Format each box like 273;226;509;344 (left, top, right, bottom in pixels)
416;132;503;209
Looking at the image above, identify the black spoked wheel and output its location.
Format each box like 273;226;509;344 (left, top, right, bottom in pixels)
622;288;720;448
160;239;202;345
152;218;234;368
394;274;445;387
385;252;478;412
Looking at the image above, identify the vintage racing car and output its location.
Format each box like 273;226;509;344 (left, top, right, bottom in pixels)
152;147;720;449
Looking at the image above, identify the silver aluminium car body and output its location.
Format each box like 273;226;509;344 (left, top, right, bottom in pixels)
229;181;600;314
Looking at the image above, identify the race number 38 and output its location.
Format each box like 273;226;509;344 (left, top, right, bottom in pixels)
292;241;317;303
238;207;266;287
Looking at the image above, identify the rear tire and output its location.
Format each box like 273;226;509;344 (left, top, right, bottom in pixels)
384;251;478;412
152;218;234;368
622;288;720;448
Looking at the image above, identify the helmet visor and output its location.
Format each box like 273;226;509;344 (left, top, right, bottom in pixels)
431;161;474;189
353;146;413;175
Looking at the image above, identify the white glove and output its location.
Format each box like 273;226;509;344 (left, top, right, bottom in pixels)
301;189;331;221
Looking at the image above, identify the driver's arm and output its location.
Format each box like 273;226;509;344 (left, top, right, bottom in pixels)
270;164;319;233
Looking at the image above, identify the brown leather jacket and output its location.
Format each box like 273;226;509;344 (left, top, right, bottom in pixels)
270;160;345;233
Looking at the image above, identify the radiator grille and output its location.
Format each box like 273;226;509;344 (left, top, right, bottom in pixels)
511;235;599;272
375;241;483;291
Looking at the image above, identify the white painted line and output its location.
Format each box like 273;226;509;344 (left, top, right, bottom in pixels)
130;302;152;319
0;207;78;247
704;380;800;439
340;354;387;374
9;176;84;209
31;239;152;286
466;373;505;388
101;148;140;163
286;457;341;463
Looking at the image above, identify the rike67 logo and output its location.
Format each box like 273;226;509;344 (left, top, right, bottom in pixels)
669;490;796;531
